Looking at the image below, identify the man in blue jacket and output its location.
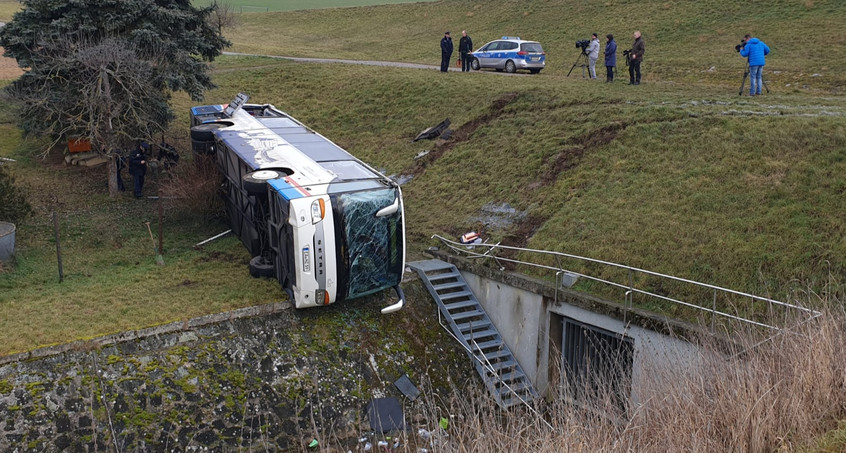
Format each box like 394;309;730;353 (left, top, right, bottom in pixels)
739;34;770;96
440;31;453;73
604;34;617;83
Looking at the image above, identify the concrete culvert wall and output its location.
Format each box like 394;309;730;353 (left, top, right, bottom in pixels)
0;283;476;451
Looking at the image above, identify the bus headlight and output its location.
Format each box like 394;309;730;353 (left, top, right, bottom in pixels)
311;199;325;224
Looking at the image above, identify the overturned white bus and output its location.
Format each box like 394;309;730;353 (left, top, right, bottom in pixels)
190;94;405;313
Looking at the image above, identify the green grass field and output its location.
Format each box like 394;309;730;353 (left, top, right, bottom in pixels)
193;0;437;12
1;0;845;353
225;0;846;93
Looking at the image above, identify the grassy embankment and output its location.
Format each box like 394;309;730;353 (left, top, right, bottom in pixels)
1;1;845;353
228;0;846;93
192;0;437;12
0;1;845;450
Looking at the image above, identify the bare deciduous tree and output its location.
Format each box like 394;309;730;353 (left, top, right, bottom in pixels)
208;0;240;36
3;35;169;196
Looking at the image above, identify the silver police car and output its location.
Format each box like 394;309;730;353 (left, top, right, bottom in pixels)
470;37;546;74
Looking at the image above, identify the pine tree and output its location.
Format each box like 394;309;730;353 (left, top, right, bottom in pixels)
0;0;229;197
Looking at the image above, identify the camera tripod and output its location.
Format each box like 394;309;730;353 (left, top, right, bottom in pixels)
739;63;770;96
567;49;590;77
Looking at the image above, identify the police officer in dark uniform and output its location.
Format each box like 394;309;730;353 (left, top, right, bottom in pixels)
459;30;473;72
440;31;453;73
128;142;149;198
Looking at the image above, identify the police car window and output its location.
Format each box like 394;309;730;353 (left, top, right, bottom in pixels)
522;43;543;53
503;42;518;50
487;42;499;51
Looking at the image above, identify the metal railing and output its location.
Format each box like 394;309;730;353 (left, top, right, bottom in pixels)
432;234;821;332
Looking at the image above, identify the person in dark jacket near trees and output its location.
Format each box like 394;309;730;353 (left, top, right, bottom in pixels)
128;142;148;198
629;31;644;85
458;30;473;72
440;31;453;73
739;34;770;96
604;34;617;82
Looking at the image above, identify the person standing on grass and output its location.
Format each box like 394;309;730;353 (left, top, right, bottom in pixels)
440;31;453;73
459;30;473;72
128;142;148;199
629;31;644;85
604;34;617;82
587;33;600;79
739;34;770;96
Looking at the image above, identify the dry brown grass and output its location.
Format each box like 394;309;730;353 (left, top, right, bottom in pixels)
158;154;222;217
399;299;845;452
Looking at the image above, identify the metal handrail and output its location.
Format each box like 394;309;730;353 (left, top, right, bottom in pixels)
432;234;821;331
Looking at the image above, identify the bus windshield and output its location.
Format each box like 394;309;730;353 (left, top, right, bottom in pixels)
333;188;403;299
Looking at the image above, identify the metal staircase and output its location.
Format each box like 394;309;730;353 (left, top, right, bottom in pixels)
408;259;539;409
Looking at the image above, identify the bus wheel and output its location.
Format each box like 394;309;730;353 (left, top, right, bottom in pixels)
190;122;229;142
249;256;275;278
243;170;283;195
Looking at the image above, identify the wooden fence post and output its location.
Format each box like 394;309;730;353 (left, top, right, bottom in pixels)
52;210;63;283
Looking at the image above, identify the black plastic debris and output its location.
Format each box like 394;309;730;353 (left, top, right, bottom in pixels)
439;129;454;140
366;397;406;433
394;373;420;401
413;118;451;141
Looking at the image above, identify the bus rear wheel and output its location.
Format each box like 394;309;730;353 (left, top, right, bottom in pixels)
249;256;274;278
243;170;283;195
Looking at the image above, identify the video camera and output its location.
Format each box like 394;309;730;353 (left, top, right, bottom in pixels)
735;40;746;52
575;39;590;50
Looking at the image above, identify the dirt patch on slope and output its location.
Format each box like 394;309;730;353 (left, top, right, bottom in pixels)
530;122;627;189
401;92;519;178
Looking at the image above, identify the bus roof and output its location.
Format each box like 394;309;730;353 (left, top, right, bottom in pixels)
204;104;391;192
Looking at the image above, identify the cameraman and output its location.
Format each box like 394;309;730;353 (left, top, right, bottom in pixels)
629;31;644;85
587;33;600;79
739;34;770;96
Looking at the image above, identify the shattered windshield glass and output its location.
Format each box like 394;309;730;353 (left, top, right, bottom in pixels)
335;188;403;299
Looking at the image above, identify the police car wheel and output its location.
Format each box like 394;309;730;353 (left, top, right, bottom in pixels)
190;122;228;142
243;170;283;196
505;60;516;73
249;256;275;278
471;58;480;70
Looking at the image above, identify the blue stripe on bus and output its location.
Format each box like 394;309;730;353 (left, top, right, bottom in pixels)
269;177;308;201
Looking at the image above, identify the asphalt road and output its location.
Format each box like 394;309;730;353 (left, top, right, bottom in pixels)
222;51;524;75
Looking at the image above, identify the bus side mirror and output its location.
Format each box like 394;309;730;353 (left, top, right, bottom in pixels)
375;198;399;218
381;285;405;314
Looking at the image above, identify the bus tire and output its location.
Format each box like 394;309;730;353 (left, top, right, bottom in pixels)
243;170;283;196
190;122;228;142
249;256;275;278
